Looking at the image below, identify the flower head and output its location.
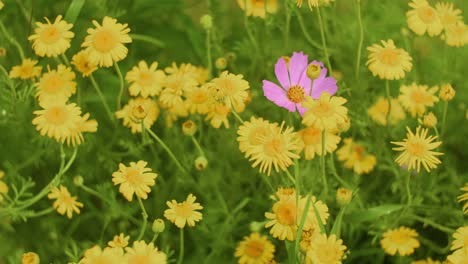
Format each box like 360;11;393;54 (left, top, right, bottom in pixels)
298;124;341;160
9;58;42;79
36;64;76;106
108;233;130;248
126;61;166;98
367;97;406;126
336;187;352;206
208;71;249;112
79;245;124;264
112;160;157;202
419;112;437;128
48;185;83;219
164;194;203;228
367;40;413;80
71;50;98;77
306;233;347;264
450;226;468;251
457;184;468;214
380;226;420;256
237;0;278;18
22;252;40;264
435;2;462;28
302;92;348;131
185;84;212;114
125;240;167;264
116;97;159;133
159;63;202;108
263;52;337;115
398;83;439;117
205;102;230;129
447;248;468;264
439;83;455;101
82;16;131;67
443;22;468;47
407;0;443;36
392;126;443;173
235;233;276;264
336;138;377;175
28;15;74;57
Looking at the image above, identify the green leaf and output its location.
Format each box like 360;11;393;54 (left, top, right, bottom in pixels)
347;204;404;223
64;0;86;24
330;206;347;238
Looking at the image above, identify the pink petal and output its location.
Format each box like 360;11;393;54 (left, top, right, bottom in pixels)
296;104;307;116
289;52;308;85
274;57;290;88
263;80;296;111
311;77;338;99
298;71;312;95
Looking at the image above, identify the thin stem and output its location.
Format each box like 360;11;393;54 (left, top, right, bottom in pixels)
405;171;412;208
114;62;124;110
206;29;213;79
61;54;71;66
355;0;364;80
385;80;391;127
441;101;448;136
151;233;159;243
27;207;54;218
146;128;188;175
90;74;114;121
285;170;296;184
0;21;25;59
316;7;332;74
191;136;205;157
231;109;244;123
177;228;185;264
80;185;110;204
295;9;322;50
407;214;455;234
129;34;165;48
320;131;328;196
284;0;291;50
137;196;148;240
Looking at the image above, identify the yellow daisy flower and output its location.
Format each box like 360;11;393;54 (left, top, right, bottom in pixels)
28;15;74;57
164;101;190;128
398;83;439;117
116;97;160;133
411;258;441;264
435;2;462;28
297;0;335;9
32;101;97;146
447;247;468;264
107;233;130;248
298;124;341;160
47;185;83;219
381;227;420;256
164;194;203;228
9;58;42;80
0;170;9;203
367;97;406;126
237;0;278;18
205;103;231;129
302;93;348;132
185;84;213;114
82;16;132;67
457;184;468;214
443;22;468;47
36;64;76;106
306;233;347;264
392;126;443;173
208;71;250;113
450;226;468;251
159;63;199;108
71;50;98;77
234;232;276;264
79;245;124;264
237;116;277;158
125;61;166;98
125;241;167;264
112;160;157;202
407;0;443;36
336;138;377;175
21;252;40;264
367;39;413;80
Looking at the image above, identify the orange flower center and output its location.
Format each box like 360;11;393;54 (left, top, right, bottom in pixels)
45;106;68;125
174;203;193;218
40;26;61;44
418;6;437;23
353;145;365;160
245;240;265;258
93;29;118;52
43;74;63;93
287;85;305;103
378;48;400;66
125;168;142;185
263;137;285;157
138;72;154;86
276;200;296;225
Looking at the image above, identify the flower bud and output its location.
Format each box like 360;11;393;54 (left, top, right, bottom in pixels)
249;221;264;232
0;48;6;57
200;15;213;30
194;156;208;171
131;105;147;121
336;187;352;206
182;120;197;136
225;52;236;62
337;116;351;132
215;57;227;70
306;63;321;80
420;112;437;128
73;175;84;186
282;56;290;68
152;218;165;233
22;252;40;264
439;84;455;101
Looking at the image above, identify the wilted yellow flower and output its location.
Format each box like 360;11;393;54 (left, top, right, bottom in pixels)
79;245;124;264
112;160;157;202
126;61;166;98
125;241;167;264
443;22;468;47
0;171;8;203
306;233;347;264
391;126;443;173
336;138;377;175
28;15;74;57
298;124;341;160
208;71;250;113
116;97;159;133
235;233;275;264
302;93;348;131
71;50;97;77
107;233;129;248
407;0;443;36
439;83;455;101
82;16;132;67
48;185;83;219
36;64;76;106
367;97;406;126
237;0;278;18
398;83;439;117
367;40;413;80
419;112;437;128
164;194;203;228
21;252;40;264
457;184;468;214
9;58;42;80
381;227;420;256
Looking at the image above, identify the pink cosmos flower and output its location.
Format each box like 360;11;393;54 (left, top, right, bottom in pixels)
262;52;338;115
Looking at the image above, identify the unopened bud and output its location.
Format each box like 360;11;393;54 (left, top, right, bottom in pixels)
249;221;264;232
306;63;321;80
73;175;84;186
22;252;40;264
194;156;208;171
439;84;455;101
0;48;6;57
152;219;165;233
420;112;437;128
225;52;236;62
200;15;213;30
182;120;197;136
215;57;227;70
337;116;351;132
336;187;352;206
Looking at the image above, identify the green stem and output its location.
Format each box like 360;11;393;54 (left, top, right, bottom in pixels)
146;128;188;175
320;131;328;196
231;109;244;123
295;9;322;50
137;196;148;240
385;80;391;127
177;228;185;264
90;74;114;121
0;21;25;60
441;101;448;136
129;34;165;48
80;185;110;204
27;207;54;218
114;62;124;110
407;214;455;234
61;54;71;66
316;7;332;74
285;170;296;184
405;171;412;208
151;233;159;243
206;29;213;79
284;0;291;50
355;0;364;80
191;136;205;157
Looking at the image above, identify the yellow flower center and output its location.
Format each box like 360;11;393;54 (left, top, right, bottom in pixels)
191;90;208;104
174;202;193;218
378;48;400;66
410;90;425;104
128;256;149;264
43;74;63;94
263;137;285;157
248;126;269;145
311;100;333;118
245;240;264;258
138;72;154;86
276;200;296;225
44;106;68;125
353;145;365;160
125;168;142;185
407;141;426;157
19;66;33;77
301;127;322;145
93;29;118;52
418;6;437;23
287;85;305;103
315;245;339;263
389;232;410;244
40;26;61;44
